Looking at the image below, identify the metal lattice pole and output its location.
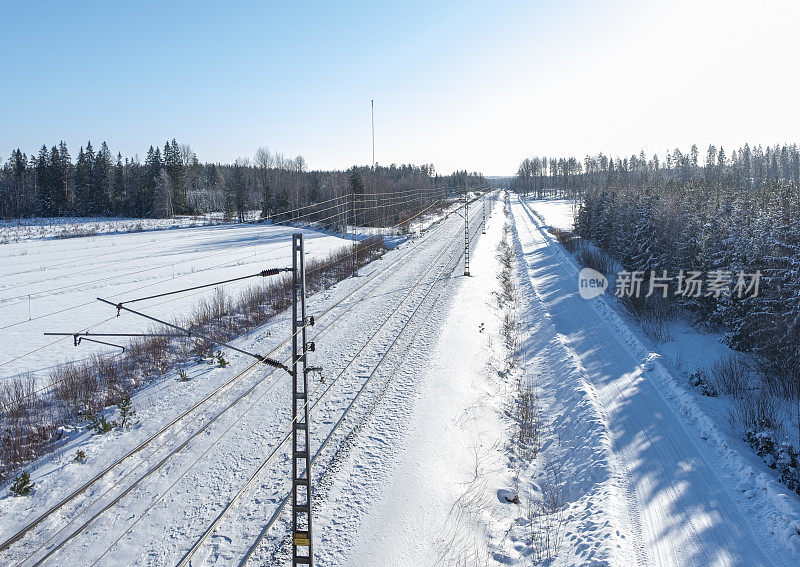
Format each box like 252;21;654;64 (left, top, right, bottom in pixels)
482;192;486;234
291;233;313;566
351;191;358;278
464;191;470;277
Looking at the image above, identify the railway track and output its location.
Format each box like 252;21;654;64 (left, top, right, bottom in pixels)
0;194;489;566
176;195;492;566
238;198;491;566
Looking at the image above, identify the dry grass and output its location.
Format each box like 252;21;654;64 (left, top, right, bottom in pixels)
517;381;542;460
711;354;751;398
526;458;566;562
575;243;615;275
0;375;56;481
548;226;579;253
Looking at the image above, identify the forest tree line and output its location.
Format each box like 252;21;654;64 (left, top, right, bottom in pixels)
515;142;800;390
0;140;486;226
513;143;800;200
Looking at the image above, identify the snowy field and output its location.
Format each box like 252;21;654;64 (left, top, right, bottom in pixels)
0;222;350;384
0;212;264;244
523;198;576;231
2;193;799;566
0;192;489;566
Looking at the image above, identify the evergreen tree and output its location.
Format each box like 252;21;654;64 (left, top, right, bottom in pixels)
35;145;51;215
164;139;187;213
74;146;91;215
143;146;162;217
94;142;112;214
309;171;321;203
49;145;67;216
112;152;126;215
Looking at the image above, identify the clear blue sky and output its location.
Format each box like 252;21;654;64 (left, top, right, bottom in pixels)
2;0;798;175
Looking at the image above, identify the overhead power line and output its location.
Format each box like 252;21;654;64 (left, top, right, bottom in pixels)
115;267;292;306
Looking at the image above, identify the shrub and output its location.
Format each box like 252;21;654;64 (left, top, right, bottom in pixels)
193;339;215;360
575;243;615;275
74;449;86;463
116;395;136;429
777;441;800;494
743;423;800;494
711;355;750;398
735;390;781;433
689;369;717;397
0;375;56;482
88;414;117;435
49;362;100;419
177;369;190;382
9;470;34;496
548;227;579;253
215;351;228;368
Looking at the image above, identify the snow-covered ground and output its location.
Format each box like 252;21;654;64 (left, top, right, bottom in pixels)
338;196;511;566
0;194;489;566
3;192;798;566
0;222;350;384
523;198;576;231
525;196;800;513
0;212;263;244
513;194;800;564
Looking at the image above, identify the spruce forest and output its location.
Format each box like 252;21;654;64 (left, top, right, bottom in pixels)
513;143;800;395
0;140;485;225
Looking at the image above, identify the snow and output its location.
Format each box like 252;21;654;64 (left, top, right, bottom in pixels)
512;194;800;564
0;197;487;566
337;197;511;566
523;198;576;231
2;192;798;565
0;212;263;244
0;222;351;384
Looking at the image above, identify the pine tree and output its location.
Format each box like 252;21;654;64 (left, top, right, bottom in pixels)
164;139;187;213
350;167;365;227
231;162;246;223
74;146;91;215
112;153;126;215
84;141;96;214
94;142;112;215
629;196;660;271
49;145;67;216
143;146;162;217
35;145;51;215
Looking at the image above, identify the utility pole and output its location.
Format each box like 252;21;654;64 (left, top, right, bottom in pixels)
463;190;470;277
351;189;358;278
371;99;375;169
291;233;314;566
482;192;486;234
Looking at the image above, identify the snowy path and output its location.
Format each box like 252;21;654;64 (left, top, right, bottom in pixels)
333;197;510;566
510;194;795;566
